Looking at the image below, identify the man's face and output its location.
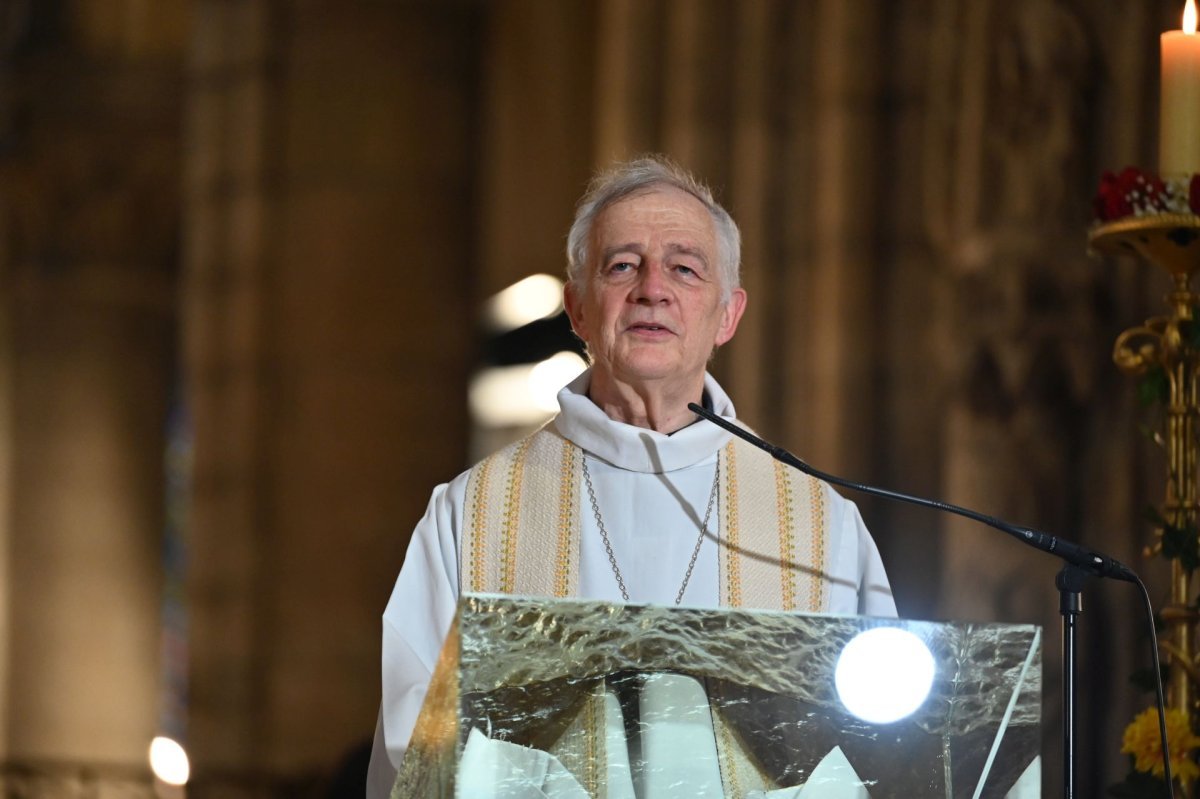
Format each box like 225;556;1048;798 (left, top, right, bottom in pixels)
564;187;746;391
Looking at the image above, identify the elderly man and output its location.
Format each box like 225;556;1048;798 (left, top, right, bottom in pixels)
366;156;895;795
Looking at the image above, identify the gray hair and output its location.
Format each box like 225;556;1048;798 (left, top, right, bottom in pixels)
565;155;742;301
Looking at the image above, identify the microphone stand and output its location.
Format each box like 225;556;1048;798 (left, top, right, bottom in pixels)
688;403;1138;799
1056;564;1089;799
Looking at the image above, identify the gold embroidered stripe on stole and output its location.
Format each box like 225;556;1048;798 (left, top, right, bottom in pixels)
498;436;533;593
545;681;608;799
806;477;828;611
720;439;743;607
553;439;578;597
711;689;775;797
715;706;744;797
717;432;829;613
582;688;599;797
774;460;797;611
775;457;830;612
465;455;494;593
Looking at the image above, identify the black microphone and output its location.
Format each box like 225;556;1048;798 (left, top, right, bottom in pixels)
688;402;1137;583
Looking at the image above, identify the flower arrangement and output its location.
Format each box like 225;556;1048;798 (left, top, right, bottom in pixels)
1111;702;1200;795
1124;706;1200;780
1093;167;1200;222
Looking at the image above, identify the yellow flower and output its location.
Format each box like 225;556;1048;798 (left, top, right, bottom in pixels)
1122;706;1200;780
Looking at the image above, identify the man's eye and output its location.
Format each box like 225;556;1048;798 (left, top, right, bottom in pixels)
675;264;697;277
610;262;634;273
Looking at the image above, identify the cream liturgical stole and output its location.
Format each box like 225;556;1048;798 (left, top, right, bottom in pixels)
461;424;830;611
457;424;835;798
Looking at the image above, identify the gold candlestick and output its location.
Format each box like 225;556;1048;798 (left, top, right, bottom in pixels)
1091;215;1200;785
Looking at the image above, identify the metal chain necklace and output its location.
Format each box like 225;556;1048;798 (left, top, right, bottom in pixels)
581;453;720;605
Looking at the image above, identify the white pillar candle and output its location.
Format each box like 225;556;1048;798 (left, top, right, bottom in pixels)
1161;0;1200;177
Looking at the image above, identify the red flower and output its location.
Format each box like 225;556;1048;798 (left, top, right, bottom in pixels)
1095;170;1132;221
1190;174;1200;215
1093;167;1168;222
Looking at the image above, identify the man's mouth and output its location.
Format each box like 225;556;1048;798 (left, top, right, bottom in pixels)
627;322;673;334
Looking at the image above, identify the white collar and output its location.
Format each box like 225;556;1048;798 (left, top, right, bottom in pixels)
551;369;736;474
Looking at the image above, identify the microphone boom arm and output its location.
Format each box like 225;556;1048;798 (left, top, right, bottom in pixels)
687;403;1136;583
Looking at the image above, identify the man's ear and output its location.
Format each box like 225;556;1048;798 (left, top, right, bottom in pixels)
714;287;747;347
563;281;588;340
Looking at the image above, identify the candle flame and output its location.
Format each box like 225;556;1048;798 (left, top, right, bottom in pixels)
1186;0;1198;34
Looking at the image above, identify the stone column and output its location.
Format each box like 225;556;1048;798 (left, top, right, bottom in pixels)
0;0;185;793
185;1;478;792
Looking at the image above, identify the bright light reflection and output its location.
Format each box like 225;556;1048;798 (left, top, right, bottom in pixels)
834;627;935;724
1187;0;1198;34
470;351;585;427
486;274;564;330
149;736;190;786
530;352;587;412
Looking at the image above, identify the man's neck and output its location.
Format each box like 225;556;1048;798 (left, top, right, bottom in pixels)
587;372;704;434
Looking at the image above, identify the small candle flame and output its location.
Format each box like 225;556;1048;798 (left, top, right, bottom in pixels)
1186;0;1198;34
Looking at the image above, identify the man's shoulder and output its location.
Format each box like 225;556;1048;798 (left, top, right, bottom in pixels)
427;423;574;516
465;422;572;476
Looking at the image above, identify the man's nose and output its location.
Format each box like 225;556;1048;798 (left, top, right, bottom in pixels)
633;262;670;303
